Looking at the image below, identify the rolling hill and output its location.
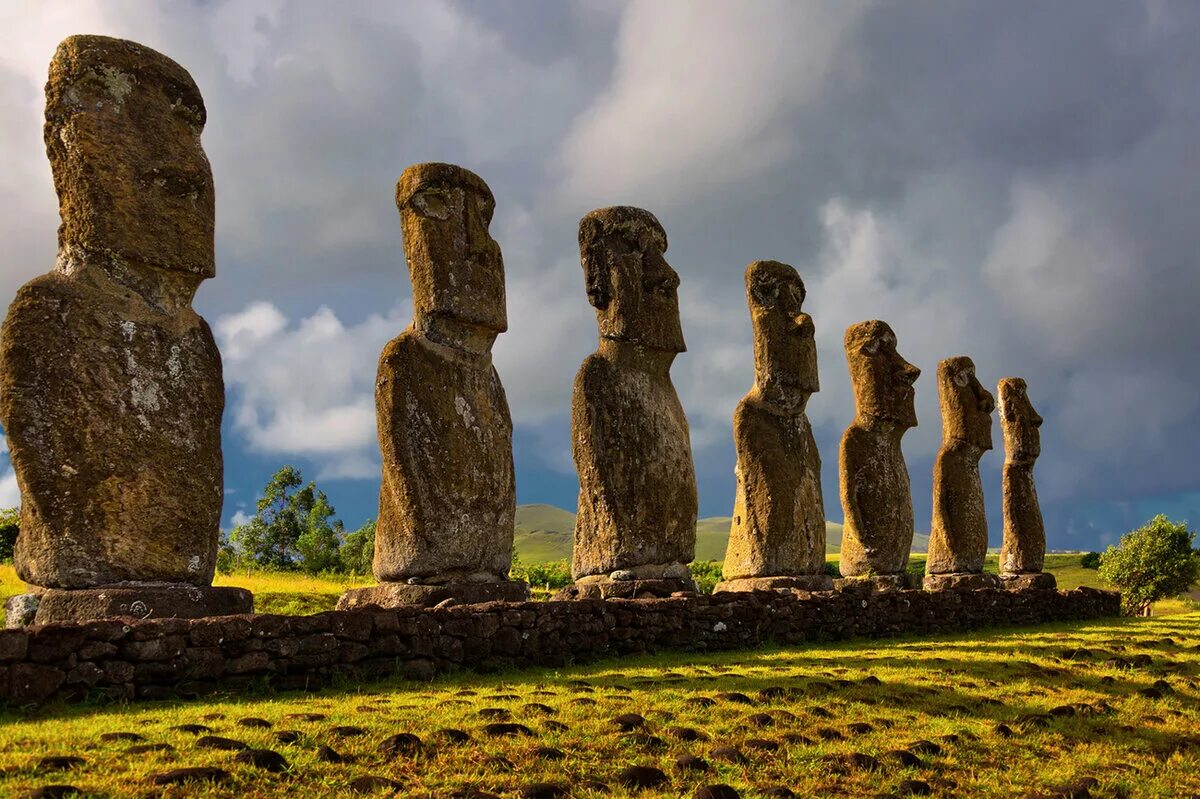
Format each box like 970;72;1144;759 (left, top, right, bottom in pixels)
513;503;929;564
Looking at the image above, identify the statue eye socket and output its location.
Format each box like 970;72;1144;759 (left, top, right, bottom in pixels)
411;189;449;219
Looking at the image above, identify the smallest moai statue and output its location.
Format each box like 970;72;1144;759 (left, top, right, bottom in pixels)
715;261;832;593
924;356;1002;590
997;378;1056;589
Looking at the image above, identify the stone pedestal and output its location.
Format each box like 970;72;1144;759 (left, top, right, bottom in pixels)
835;574;917;592
552;577;696;601
337;581;529;610
922;572;1003;591
999;572;1057;590
13;584;252;626
713;575;835;593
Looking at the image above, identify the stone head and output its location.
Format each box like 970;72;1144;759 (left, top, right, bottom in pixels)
578;206;684;353
45;35;214;279
396;162;506;335
844;320;921;428
998;377;1042;463
937;356;995;451
746;260;818;407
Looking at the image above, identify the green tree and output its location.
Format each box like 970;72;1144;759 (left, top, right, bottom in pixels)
1098;515;1200;616
0;507;18;562
228;466;345;572
339;519;376;575
296;492;343;575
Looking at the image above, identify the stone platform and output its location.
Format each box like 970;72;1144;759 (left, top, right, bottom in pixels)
1000;572;1058;590
337;581;530;610
923;572;1004;591
7;584;253;627
0;586;1120;707
552;577;697;600
713;575;835;593
835;573;919;592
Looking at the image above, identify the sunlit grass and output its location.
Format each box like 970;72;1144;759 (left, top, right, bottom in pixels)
1;613;1197;797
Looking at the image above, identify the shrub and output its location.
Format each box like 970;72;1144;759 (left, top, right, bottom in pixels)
1098;515;1200;616
824;560;841;578
1080;551;1102;569
0;508;18;562
689;560;724;594
512;559;572;590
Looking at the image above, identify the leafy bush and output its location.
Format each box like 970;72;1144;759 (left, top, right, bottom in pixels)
689;560;724;594
339;520;376;575
0;508;18;563
824;560;841;578
512;559;572;590
1098;515;1200;616
1080;551;1102;569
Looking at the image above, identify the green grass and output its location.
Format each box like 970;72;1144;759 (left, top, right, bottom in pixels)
1;613;1197;797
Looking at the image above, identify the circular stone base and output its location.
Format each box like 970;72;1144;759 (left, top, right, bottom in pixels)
336;581;530;610
834;573;918;592
551;578;697;601
999;572;1058;590
923;572;1004;591
713;575;835;593
31;584;253;625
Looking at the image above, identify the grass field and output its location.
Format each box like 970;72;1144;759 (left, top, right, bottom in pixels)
1;612;1197;797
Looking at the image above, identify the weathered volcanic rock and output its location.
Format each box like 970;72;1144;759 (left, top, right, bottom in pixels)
838;321;921;580
32;584;251;624
364;162;526;607
719;261;831;592
925;356;999;588
997;377;1055;588
0;35;225;592
569;207;697;591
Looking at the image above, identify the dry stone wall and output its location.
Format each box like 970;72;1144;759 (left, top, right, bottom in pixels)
0;587;1118;707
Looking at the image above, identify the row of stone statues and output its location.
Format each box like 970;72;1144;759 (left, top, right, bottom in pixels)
1;36;1053;625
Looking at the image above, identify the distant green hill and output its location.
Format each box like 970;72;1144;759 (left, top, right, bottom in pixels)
513;504;928;564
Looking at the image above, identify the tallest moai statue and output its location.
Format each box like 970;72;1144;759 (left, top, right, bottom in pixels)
0;35;250;623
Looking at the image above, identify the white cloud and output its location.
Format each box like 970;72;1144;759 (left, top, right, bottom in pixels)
556;0;870;209
0;434;19;508
215;300;409;480
229;509;252;528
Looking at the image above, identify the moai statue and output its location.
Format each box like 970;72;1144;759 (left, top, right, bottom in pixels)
0;35;250;624
838;321;921;590
338;163;528;609
997;378;1056;589
715;261;832;593
924;357;1002;590
561;206;698;599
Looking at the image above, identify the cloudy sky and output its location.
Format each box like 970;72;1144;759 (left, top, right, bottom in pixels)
1;1;1197;550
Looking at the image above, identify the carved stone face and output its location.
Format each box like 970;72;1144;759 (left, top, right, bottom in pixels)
397;162;506;333
937;356;994;450
998;377;1042;463
45;35;214;278
746;260;818;406
579;206;685;353
844;320;920;428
